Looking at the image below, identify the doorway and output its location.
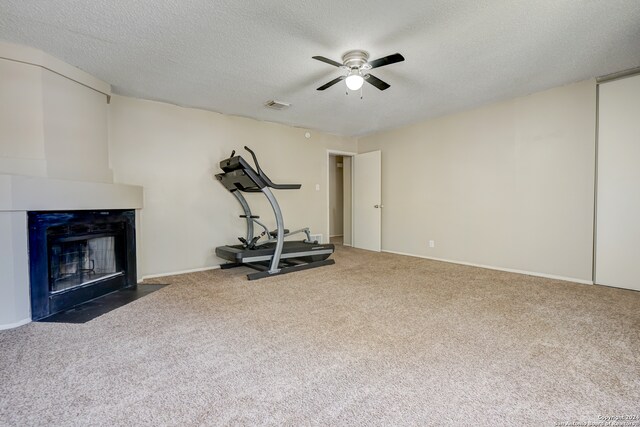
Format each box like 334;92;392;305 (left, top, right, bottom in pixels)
326;149;383;251
327;151;355;246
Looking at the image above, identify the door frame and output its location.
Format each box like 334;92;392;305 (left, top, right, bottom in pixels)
326;150;357;245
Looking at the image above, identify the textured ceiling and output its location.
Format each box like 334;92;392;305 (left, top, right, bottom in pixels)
1;1;640;136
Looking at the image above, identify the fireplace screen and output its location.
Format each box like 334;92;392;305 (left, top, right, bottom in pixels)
50;236;122;293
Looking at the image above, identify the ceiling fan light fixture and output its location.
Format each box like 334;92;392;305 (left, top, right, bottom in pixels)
345;73;364;91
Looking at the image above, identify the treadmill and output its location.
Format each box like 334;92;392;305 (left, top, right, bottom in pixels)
215;146;335;280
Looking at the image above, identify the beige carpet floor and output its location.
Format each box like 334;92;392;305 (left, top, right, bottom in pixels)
1;245;639;426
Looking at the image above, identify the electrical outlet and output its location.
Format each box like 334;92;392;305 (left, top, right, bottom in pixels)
309;234;323;244
315;184;320;191
429;240;435;248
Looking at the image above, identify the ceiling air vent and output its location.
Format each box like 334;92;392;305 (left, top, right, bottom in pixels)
264;100;291;110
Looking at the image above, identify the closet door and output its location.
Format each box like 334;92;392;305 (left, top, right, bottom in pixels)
353;151;381;252
596;74;640;291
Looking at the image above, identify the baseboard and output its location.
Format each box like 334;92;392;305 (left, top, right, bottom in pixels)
140;265;221;281
381;250;593;285
0;317;31;331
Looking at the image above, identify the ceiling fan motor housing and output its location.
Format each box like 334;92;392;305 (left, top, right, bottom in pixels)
342;50;371;70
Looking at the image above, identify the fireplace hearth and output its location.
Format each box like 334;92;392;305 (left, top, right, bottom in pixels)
28;210;136;321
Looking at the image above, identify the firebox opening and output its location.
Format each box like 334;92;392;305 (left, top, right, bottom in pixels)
50;234;121;294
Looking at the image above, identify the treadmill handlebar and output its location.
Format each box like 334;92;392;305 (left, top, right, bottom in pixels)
243;146;263;175
242;146;301;190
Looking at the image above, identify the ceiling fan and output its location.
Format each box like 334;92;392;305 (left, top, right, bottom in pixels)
312;50;405;92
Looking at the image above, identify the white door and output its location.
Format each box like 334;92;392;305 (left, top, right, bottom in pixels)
353;150;382;251
595;74;640;291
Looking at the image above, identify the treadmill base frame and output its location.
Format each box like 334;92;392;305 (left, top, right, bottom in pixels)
220;258;335;280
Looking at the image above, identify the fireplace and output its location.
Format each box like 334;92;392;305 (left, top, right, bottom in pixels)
28;210;136;320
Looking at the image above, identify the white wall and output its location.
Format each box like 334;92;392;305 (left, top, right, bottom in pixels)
0;212;30;328
108;95;357;277
42;70;112;183
358;80;596;282
329;155;344;236
0;48;112;183
595;74;640;291
0;58;46;176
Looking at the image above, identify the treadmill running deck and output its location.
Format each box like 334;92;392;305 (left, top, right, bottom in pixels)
216;241;335;263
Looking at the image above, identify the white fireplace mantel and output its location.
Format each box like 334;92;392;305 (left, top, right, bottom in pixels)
0;174;142;212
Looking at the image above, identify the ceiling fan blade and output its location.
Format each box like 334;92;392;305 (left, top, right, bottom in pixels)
312;56;343;67
317;75;346;91
367;53;405;69
363;74;390;91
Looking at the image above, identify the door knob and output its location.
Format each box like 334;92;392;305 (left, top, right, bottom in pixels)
374;204;384;208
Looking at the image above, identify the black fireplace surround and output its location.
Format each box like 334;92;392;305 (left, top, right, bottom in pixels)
28;210;136;321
